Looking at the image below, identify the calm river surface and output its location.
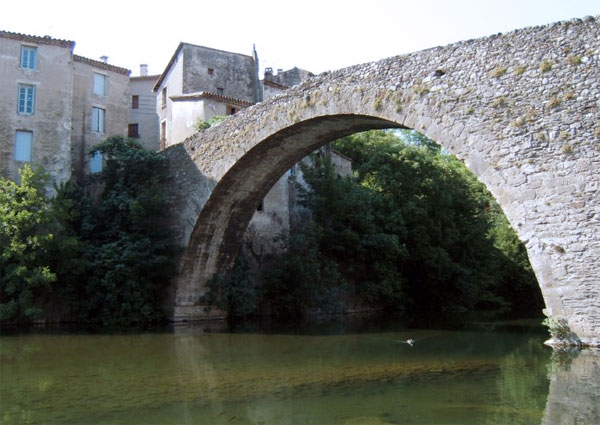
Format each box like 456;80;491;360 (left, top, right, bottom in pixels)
1;317;598;425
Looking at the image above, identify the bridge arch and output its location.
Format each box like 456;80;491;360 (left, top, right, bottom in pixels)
163;17;599;345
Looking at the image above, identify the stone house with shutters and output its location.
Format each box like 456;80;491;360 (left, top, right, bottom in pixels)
0;31;75;185
0;30;131;186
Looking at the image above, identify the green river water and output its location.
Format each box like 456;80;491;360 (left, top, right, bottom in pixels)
1;317;598;425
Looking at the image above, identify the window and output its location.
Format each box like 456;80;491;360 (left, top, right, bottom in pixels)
160;121;166;145
17;84;35;114
90;151;102;173
91;107;105;133
21;46;37;70
14;130;32;162
161;87;167;109
217;87;224;95
93;73;107;96
128;123;139;138
207;68;214;75
227;105;236;115
131;95;139;109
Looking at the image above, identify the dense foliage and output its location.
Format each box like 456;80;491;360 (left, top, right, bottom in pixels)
0;137;175;327
0;166;55;322
211;130;542;319
332;130;541;314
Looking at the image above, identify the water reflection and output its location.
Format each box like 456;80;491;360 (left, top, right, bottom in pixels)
542;348;600;425
0;320;598;424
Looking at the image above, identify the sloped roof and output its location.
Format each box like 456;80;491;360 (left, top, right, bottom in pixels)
0;29;75;50
170;91;254;108
73;55;131;76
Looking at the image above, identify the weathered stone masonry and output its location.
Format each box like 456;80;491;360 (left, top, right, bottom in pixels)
163;16;600;346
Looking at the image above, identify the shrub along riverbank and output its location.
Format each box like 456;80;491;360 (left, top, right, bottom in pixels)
0;136;176;328
1;131;543;329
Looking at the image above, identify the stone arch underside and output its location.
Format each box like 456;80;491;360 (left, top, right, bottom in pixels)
163;17;599;345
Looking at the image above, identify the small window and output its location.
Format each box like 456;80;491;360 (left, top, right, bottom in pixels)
14;130;33;162
227;105;236;115
21;46;37;70
161;87;167;109
90;151;103;173
257;200;264;212
160;121;166;149
128;123;139;138
91;107;105;133
93;73;107;96
217;87;224;95
207;68;214;75
131;95;139;109
17;84;35;115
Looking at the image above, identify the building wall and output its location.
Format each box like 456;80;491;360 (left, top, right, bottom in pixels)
170;99;206;143
71;57;130;178
128;76;160;151
156;50;184;148
182;44;256;102
0;34;73;186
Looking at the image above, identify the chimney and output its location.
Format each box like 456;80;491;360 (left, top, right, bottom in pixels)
100;56;108;63
264;67;273;80
140;64;148;76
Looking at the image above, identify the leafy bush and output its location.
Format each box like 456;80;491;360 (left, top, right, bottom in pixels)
0;166;55;323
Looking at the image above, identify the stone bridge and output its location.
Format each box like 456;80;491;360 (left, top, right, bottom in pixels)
162;16;600;346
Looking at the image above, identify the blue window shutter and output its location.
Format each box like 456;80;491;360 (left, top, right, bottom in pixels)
15;131;32;162
90;151;103;173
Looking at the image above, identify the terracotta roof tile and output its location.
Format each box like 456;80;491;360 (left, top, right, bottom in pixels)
73;55;131;76
263;79;289;90
130;74;161;81
0;29;75;50
170;91;254;108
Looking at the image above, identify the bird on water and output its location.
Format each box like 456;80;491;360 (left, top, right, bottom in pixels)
394;338;415;346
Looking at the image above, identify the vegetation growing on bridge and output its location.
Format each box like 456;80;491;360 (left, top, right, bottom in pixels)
208;130;543;319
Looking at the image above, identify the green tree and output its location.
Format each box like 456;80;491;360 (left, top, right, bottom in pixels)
67;136;176;327
334;130;541;314
0;166;55;323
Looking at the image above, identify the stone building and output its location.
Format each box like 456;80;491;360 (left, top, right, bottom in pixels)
152;42;259;148
0;31;75;185
0;30;131;185
263;66;314;99
71;55;130;180
128;65;160;151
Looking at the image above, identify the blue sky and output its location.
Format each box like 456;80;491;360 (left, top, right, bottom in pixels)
1;0;598;77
